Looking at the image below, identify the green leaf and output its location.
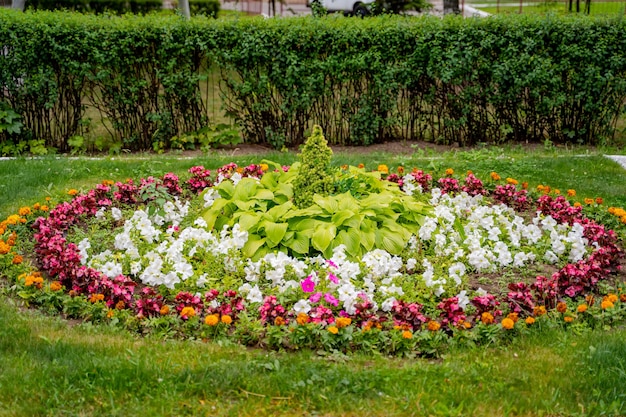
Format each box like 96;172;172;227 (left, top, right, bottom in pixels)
313;195;339;214
236;212;262;231
375;228;406;255
335;229;361;258
242;234;266;259
331;210;356;227
217;180;235;199
265;202;294;222
255;189;275;200
311;223;336;253
285;232;310;256
263;221;288;247
232;178;258;201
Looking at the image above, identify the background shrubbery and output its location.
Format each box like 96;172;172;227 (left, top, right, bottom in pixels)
1;10;626;153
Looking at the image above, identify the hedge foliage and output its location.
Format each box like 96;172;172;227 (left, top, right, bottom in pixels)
1;10;626;152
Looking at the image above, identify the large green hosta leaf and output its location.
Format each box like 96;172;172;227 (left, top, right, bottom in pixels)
200;162;433;260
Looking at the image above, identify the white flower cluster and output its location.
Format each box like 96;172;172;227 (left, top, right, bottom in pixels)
80;186;592;316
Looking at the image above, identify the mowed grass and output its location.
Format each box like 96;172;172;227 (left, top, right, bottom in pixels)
1;146;626;416
472;0;626;15
1;297;625;417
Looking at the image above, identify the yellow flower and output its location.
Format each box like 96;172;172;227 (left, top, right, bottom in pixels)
180;306;196;318
525;317;535;325
377;164;389;174
50;281;63;292
401;330;413;339
427;321;441;331
67;189;79;196
18;206;31;216
577;304;588;313
6;215;20;225
567;189;576;197
481;312;494;324
501;318;515;330
204;314;219;326
327;325;339;334
336;317;352;328
445;168;454;176
490;172;501;181
296;313;309;325
506;178;519;185
221;315;233;325
259;163;269;172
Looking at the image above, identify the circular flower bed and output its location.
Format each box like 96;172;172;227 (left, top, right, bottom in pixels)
2;158;626;356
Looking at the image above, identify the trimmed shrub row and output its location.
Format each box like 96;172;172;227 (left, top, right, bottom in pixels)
23;0;220;16
1;10;625;151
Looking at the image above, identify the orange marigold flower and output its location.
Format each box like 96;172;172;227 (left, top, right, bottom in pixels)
0;241;10;255
106;309;114;319
445;168;454;176
490;172;501;181
67;189;78;196
18;207;31;216
586;295;595;306
427;320;441;331
564;316;574;323
397;166;405;174
358;163;365;169
102;180;114;186
542;186;551;194
221;315;233;325
160;305;170;315
204;314;219;326
506;177;518;185
336;317;352;328
566;189;576;197
606;294;618;304
556;302;568;313
501;318;515;330
12;255;23;264
327;325;339;334
525;317;535;325
620;293;626;303
259;163;269;172
33;203;41;210
554;189;561;195
596;197;603;205
574;202;582;208
577;304;588;313
50;281;63;292
41;206;49;212
362;321;373;332
466;170;474;175
377;164;389;174
341;164;348;171
584;198;594;205
601;300;614;310
115;301;125;310
481;312;495;324
180;306;196;318
401;330;413;339
274;316;286;326
522;182;528;190
533;306;547;316
296;313;309;325
621;216;626;224
89;293;105;303
507;312;519;323
461;320;472;329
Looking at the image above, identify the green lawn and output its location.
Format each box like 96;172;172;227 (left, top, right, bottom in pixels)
472;0;626;15
1;146;626;416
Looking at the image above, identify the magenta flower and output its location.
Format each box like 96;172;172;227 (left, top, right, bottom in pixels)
328;273;339;284
301;276;316;293
324;293;339;307
309;292;323;303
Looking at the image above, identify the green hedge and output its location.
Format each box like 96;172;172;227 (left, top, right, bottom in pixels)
25;0;164;14
1;10;625;152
